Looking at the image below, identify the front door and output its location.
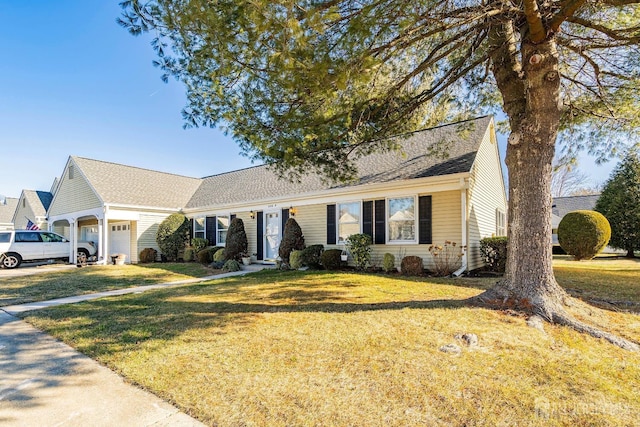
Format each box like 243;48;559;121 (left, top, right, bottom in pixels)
264;211;280;260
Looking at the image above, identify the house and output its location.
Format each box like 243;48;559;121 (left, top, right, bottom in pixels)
551;194;600;245
183;116;507;271
12;190;54;230
46;116;507;271
0;196;19;230
47;157;202;264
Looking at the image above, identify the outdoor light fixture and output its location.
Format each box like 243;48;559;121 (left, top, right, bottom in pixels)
289;206;297;217
250;210;255;220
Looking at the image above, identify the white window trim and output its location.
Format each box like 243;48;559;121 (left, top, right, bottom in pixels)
386;195;418;245
336;200;362;244
215;213;231;246
193;216;206;240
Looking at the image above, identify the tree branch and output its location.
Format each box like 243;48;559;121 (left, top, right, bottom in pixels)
549;0;588;33
523;0;546;43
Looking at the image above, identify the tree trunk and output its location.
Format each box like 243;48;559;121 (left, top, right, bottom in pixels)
626;249;635;258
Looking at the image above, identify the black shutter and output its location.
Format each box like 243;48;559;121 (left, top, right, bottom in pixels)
188;218;194;240
206;216;217;246
326;204;336;245
419;195;432;244
362;201;373;239
230;214;236;221
281;208;289;231
374;199;386;244
256;211;264;260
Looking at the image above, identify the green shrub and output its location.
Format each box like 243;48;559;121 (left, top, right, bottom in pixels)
183;248;195;262
279;218;305;263
480;236;508;273
428;241;464;276
224;218;248;261
346;233;372;270
222;259;241;272
156;213;191;261
401;256;424;276
382;253;396;273
197;248;212;264
290;250;304;269
301;244;324;268
213;248;226;262
558;210;611;260
139;247;157;263
191;237;208;254
321;249;343;270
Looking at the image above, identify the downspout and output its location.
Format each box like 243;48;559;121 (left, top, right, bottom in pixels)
453;188;468;277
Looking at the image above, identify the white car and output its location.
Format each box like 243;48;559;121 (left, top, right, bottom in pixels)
0;230;97;269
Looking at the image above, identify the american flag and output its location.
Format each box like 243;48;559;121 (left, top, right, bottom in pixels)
25;219;40;230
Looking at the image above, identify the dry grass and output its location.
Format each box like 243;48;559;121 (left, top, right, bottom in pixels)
0;263;216;306
23;270;640;427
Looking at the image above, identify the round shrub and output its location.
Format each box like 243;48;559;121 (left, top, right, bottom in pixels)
558;210;611;260
480;237;508;273
139;248;157;263
222;259;241;272
224;218;248;261
279;218;305;263
346;233;372;270
301;244;324;269
321;249;343;270
156;213;190;261
191;237;208;254
213;248;226;262
401;255;424;276
183;248;195;262
382;253;396;273
290;250;304;269
197;248;212;264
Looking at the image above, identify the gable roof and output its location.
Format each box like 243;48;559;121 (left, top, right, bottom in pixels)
0;197;18;224
71;156;202;210
22;190;53;217
552;194;600;218
186;116;492;209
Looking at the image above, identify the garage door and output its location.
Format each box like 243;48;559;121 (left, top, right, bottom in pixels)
109;221;131;262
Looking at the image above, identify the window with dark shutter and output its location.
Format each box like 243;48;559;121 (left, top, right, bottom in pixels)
205;216;217;246
374;199;385;244
418;196;432;244
256;211;264;260
362;201;373;239
326;204;336;245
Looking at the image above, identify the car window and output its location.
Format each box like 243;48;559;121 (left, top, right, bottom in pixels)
41;232;65;243
15;232;42;242
0;232;10;243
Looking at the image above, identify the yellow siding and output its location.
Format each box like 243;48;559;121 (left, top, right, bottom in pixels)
234;212;257;256
467;128;508;270
13;202;46;229
49;162;102;216
135;213;170;262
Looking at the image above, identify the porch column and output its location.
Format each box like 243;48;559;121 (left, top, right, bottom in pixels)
102;212;110;264
97;218;104;263
69;219;77;264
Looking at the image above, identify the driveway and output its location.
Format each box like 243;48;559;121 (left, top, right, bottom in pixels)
0;262;76;278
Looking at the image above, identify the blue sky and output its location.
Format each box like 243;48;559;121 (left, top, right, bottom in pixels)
0;1;617;199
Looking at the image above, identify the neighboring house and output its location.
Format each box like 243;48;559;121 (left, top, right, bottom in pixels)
45;116;507;270
184;116;507;271
12;190;53;230
0;196;19;230
47;157;202;264
551;194;600;245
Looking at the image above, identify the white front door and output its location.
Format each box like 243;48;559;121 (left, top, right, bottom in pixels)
109;222;131;261
264;211;280;260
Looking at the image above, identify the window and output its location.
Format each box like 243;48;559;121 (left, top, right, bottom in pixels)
337;202;360;243
388;197;416;242
217;215;229;244
15;232;41;242
41;232;65;242
194;217;205;239
496;209;506;236
69;165;75;179
0;233;10;243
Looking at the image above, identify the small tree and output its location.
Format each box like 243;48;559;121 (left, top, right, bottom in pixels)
279;218;305;263
156;213;190;261
595;151;640;258
346;233;372;271
224;218;248;261
557;211;611;261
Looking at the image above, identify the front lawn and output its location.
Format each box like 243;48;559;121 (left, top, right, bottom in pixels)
0;263;216;306
22;267;640;426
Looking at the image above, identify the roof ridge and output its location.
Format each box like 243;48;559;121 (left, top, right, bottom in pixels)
71;156;202;181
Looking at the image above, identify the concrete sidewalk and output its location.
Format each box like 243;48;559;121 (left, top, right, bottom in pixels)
0;264;272;426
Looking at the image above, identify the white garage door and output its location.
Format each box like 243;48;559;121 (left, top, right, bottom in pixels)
109;221;131;262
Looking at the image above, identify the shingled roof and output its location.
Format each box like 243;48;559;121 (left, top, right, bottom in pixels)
23;190;53;217
552;194;600;218
0;197;18;224
72;157;202;209
186;116;492;209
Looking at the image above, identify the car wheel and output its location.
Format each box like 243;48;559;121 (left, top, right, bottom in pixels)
75;249;90;265
2;253;22;269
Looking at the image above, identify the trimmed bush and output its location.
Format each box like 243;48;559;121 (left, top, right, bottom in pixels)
558;210;611;260
428;241;464;276
213;248;226;262
224;218;248;261
183;248;195;262
382;253;396;273
301;244;324;269
480;236;508;273
290;250;304;269
279;218;305;263
197;248;212;264
346;233;372;271
401;256;424;276
191;237;208;254
222;259;241;272
139;248;157;263
321;249;343;270
156;213;191;261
